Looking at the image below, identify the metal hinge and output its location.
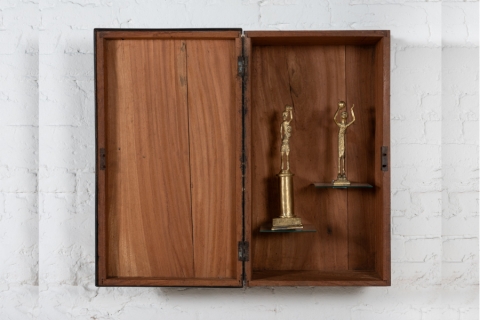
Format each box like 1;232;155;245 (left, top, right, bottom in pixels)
100;148;106;170
381;146;388;171
238;241;249;261
238;56;248;77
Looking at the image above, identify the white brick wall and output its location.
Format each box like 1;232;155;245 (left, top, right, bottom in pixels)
0;0;478;319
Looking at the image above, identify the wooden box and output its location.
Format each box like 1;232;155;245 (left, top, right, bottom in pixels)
95;29;390;287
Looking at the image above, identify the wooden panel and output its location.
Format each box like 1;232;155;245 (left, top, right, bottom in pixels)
244;37;253;283
187;39;239;279
102;277;241;287
104;39;194;278
97;31;243;287
235;37;245;283
250;45;347;272
375;34;391;282
245;31;389;46
250;270;386;286
98;29;242;40
95;33;107;285
345;45;377;270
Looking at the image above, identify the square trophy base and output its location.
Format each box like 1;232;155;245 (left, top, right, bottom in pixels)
333;177;351;186
272;217;303;230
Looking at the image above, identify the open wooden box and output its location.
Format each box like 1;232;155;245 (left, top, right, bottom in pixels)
95;29;390;287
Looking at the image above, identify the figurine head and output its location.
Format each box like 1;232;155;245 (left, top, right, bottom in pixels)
338;101;346;109
341;111;348;119
283;111;288;120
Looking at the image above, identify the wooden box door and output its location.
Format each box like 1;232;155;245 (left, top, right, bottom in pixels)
95;29;244;287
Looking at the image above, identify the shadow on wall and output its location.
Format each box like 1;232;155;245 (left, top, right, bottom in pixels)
156;285;367;299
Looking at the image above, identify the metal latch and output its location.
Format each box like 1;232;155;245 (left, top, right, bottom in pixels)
100;148;106;170
381;146;388;171
238;241;249;261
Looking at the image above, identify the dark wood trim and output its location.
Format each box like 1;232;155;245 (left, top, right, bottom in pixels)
249;270;388;287
372;31;391;283
95;28;242;32
95;31;107;286
235;37;244;285
249;279;390;287
380;31;391;282
94;28;99;287
100;277;242;287
95;29;241;40
243;36;252;286
244;30;389;46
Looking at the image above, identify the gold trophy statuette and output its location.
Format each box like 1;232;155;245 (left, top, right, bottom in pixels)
272;105;303;230
333;101;356;186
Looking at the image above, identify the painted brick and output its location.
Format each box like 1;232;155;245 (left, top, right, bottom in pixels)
404;237;441;262
422;307;460;320
442;216;479;236
393;216;441;236
39;168;76;193
351;305;422;320
443;237;478;262
391;261;441;286
391;235;406;261
0;126;38;170
391;167;442;193
460;307;480;320
442;2;479;47
442;261;478;287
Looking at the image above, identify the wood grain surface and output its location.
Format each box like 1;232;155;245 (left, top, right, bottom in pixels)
345;45;376;270
250;270;386;286
105;39;194;278
95;31;107;285
250;45;348;272
244;31;389;46
187;39;239;279
245;32;390;286
244;37;253;283
98;30;242;40
375;34;391;282
100;34;242;286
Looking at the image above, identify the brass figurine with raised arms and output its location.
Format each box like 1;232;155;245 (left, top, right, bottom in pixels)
272;105;303;230
333;101;356;186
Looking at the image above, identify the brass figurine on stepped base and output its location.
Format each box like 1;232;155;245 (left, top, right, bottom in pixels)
271;105;303;231
333;101;356;186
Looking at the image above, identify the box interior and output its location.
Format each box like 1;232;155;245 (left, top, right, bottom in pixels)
245;34;388;285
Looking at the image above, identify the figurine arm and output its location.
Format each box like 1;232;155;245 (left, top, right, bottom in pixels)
333;109;341;126
346;105;356;127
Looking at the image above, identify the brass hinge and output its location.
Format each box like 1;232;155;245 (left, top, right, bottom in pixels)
238;241;249;261
381;146;388;171
237;56;248;77
100;148;106;170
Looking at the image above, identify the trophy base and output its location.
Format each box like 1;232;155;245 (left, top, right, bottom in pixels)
271;217;303;230
333;177;351;186
261;223;316;233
